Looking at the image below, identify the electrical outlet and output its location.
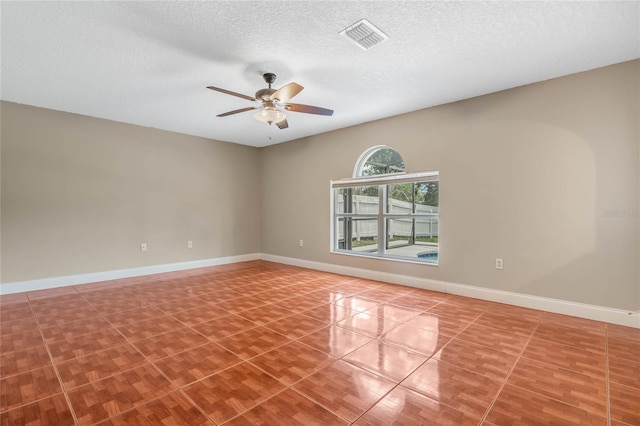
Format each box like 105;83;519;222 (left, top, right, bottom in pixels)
495;258;503;270
187;240;193;249
299;239;304;247
140;243;147;252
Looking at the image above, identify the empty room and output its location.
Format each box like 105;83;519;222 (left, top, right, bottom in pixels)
1;1;639;425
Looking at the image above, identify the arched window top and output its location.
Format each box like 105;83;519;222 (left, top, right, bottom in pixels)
353;145;405;178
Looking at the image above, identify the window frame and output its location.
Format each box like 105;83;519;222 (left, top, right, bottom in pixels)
330;171;439;265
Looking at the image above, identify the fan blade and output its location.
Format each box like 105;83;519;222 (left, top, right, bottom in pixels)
217;106;257;117
271;82;303;103
284;103;333;116
207;86;255;102
275;119;289;129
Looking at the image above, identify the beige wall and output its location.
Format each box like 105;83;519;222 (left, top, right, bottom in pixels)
1;102;261;283
260;60;640;311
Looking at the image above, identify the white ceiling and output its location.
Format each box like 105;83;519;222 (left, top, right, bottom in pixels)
2;1;639;148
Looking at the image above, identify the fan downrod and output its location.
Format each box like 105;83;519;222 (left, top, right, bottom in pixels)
263;73;277;88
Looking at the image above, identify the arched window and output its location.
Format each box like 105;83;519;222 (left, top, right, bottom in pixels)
354;145;405;177
331;147;439;264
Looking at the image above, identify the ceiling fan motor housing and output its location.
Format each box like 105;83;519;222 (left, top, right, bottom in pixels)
255;88;276;101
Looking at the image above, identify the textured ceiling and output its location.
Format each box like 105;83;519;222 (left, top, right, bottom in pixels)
2;1;639;147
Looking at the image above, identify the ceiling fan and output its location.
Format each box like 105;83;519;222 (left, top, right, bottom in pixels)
207;73;333;129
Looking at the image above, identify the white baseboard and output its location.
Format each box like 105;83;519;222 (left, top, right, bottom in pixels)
262;254;640;328
0;253;261;295
1;252;638;328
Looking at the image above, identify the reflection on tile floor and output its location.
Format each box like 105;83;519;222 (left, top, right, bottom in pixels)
0;260;638;425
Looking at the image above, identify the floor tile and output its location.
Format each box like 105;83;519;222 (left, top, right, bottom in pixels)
132;328;209;361
455;322;531;355
470;302;544;323
0;393;75;425
40;317;116;343
364;303;421;323
507;357;607;417
293;360;395;423
226;388;348;426
472;312;538;335
343;339;427;382
116;315;185;340
100;391;212;425
47;328;128;363
55;344;148;389
35;305;102;328
170;305;231;326
216;326;291;360
425;301;485;322
608;356;640;389
191;314;256;340
154;342;242;387
273;295;325;314
67;363;174;425
1;306;36;323
291;303;353;324
433;338;518;381
401;359;502;420
485;384;607;425
522;337;606;379
304;288;350;304
0;261;635;425
153;296;214;315
355;386;477;426
610;383;640;425
249;341;335;385
540;312;607;333
334;296;380;313
102;305;165;326
213;295;269;314
608;335;640;363
0;317;39;336
183;362;286;424
533;322;606;352
264;313;327;339
336;312;401;338
0;344;52;378
381;323;451;356
607;323;640;341
0;365;62;412
401;311;469;336
0;329;44;354
298;325;374;357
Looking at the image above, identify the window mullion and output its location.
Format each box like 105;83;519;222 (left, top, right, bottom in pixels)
379;184;386;255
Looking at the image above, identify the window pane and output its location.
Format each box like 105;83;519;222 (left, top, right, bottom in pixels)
343;186;378;214
359;147;405;177
415;217;438;245
415;181;439;210
387;183;414;214
387;218;412;246
352;218;379;253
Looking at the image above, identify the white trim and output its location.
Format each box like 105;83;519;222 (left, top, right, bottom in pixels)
331;170;439;188
261;254;640;328
0;253;261;295
2;252;637;329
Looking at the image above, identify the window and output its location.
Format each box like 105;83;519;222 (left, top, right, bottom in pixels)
332;146;439;264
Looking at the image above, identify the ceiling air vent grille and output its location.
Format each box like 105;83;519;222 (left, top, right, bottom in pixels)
340;19;389;51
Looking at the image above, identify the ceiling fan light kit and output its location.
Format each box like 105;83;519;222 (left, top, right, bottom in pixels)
253;105;285;125
207;73;333;130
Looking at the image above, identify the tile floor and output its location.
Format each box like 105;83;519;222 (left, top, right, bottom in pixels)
1;260;638;425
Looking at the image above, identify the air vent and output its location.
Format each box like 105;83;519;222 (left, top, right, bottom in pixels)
340;19;389;51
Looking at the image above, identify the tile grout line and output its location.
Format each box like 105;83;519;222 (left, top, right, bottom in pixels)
477;319;541;425
29;293;82;426
348;300;483;425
